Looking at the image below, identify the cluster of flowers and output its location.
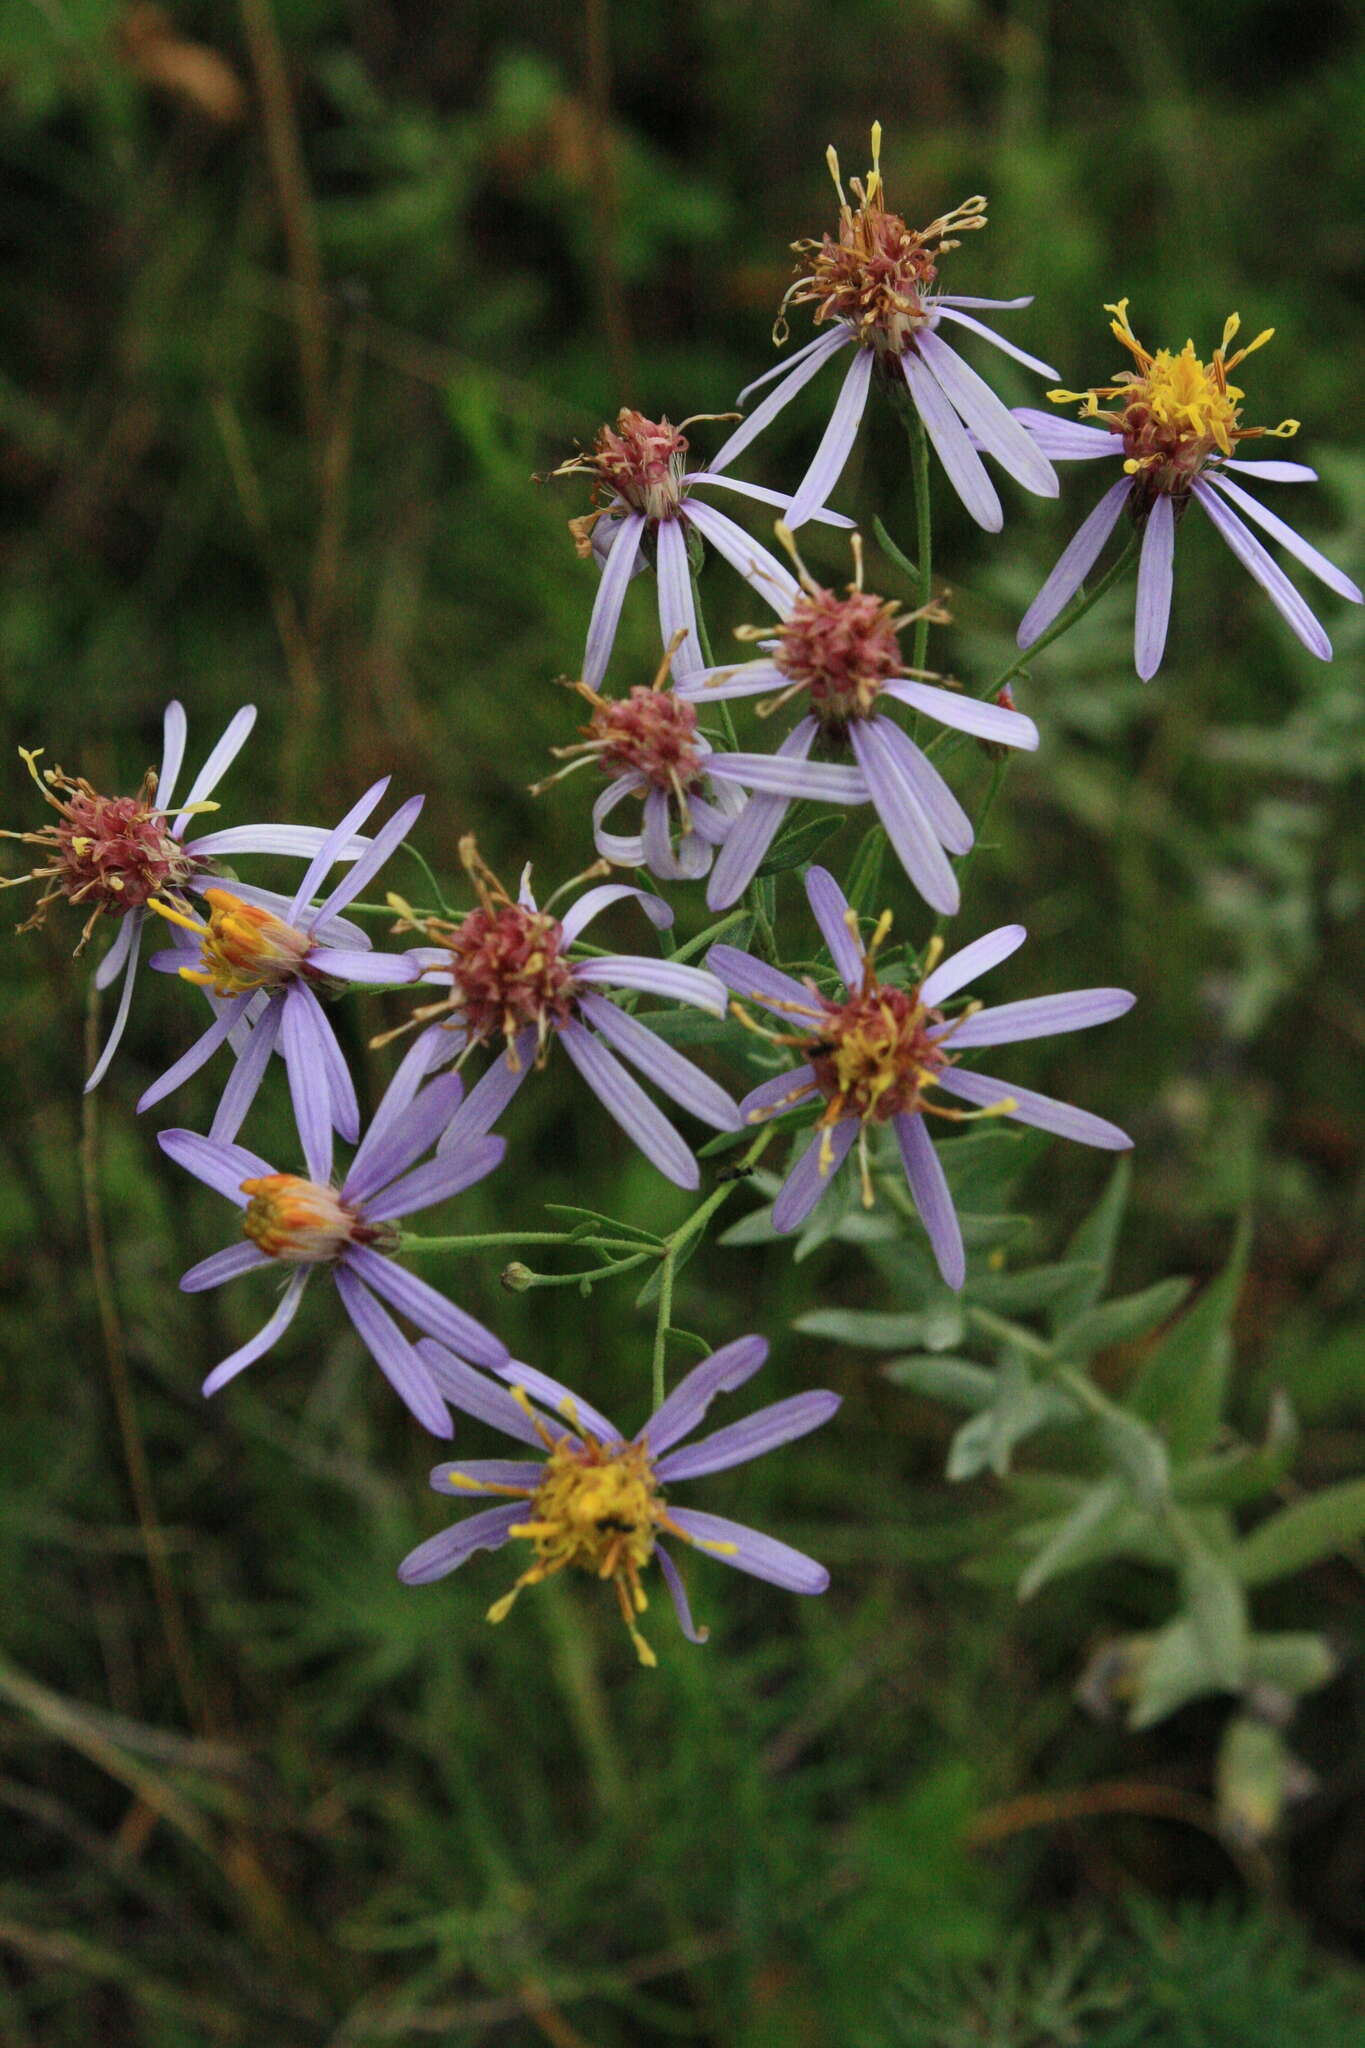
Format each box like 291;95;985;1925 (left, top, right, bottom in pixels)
7;129;1357;1664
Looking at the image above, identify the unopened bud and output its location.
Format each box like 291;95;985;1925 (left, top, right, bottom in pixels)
501;1261;535;1293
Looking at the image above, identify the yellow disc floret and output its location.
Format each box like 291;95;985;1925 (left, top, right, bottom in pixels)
1049;301;1298;498
151;887;312;997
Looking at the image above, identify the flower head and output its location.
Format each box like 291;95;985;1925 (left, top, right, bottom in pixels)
1016;303;1362;677
550;406;852;693
388;842;741;1189
138;777;424;1155
707;125;1058;531
158;1028;509;1435
673;534;1039;915
2;702;378;1091
533;636;744;883
709;867;1134;1285
398;1335;838;1665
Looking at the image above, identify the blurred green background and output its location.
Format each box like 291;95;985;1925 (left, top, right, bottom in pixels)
3;0;1365;2039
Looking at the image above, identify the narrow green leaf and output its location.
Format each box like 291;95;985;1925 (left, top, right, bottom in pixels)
872;514;919;585
1235;1475;1365;1586
882;1355;996;1409
1099;1406;1171;1510
1182;1541;1250;1691
1047;1157;1131;1331
1057;1276;1193;1360
756;811;844;877
1126;1215;1251;1456
1018;1477;1129;1600
969;1259;1102;1316
1175;1392;1298;1505
1129;1617;1223;1728
795;1307;954;1349
843;822;886;916
1245;1632;1337;1697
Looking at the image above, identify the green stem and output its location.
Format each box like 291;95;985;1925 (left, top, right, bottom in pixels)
651;1250;676;1409
402;839;452;917
934;754;1008;939
399;1230;649;1257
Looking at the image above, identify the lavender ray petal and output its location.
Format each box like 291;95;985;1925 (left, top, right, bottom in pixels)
573;956;728;1014
361;1136;506;1222
687;471;855;530
656;1390;840;1481
576;991;740;1131
654;516;703;678
202;1269;309;1395
291;980;358;1142
558;1021;699;1187
417;1341;557;1445
497;1358;619;1443
344;1242;508;1370
686;790;737;843
803;864;861;986
849;719;959;912
940;987;1135;1048
666;1507;829;1594
734;329;839;407
430;1459;543;1492
181;1242;272;1293
674;815;712;878
1193;482;1332;659
871;716;974;856
332;1264;455;1437
306;948;420;986
681;500;800;616
1134;493;1176;680
935;1065;1132;1149
784;345;874;528
901;348;1003;531
592;773;646;867
559;880;672;945
1204;472;1361;603
673;660;790;702
739;1064;819;1120
280;989;335;1183
929;306;1058;380
156;700;189;812
172;705;257;831
83;927;143;1092
1220;458;1318;483
882;680;1039;749
136;995;254;1114
641;786;688;881
706;751;870;800
158;1126;275;1201
582;508;645;688
639;1335;769;1455
1017;478;1132;647
894;1113;965;1290
286;778;391;923
93;909;139;992
185;824;368;859
397;1505;522;1586
656;1544;709;1643
771;1119;857;1233
1009;408;1122;460
208;1000;282;1145
918;330;1059;497
705;945;821;1020
439;1037;534;1152
708;326;852;475
704;717;816;909
344;1031;461;1197
311;792;425;927
921;924;1027;1007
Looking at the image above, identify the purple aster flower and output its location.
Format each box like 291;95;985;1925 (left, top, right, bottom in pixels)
398;1334;838;1664
674;540;1038;916
704;126;1058;532
138;777;423;1155
709;866;1134;1287
550;405;853;687
1016;300;1362;679
157;1029;508;1436
392;841;742;1190
532;636;744;883
2;700;370;1090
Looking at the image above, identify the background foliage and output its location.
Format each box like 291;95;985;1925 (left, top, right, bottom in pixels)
2;0;1364;2039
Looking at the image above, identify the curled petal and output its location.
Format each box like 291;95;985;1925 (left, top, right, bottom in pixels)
202;1268;310;1395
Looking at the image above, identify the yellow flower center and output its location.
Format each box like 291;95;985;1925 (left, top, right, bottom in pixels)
1049;300;1298;497
152;886;312;996
240;1174;358;1261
